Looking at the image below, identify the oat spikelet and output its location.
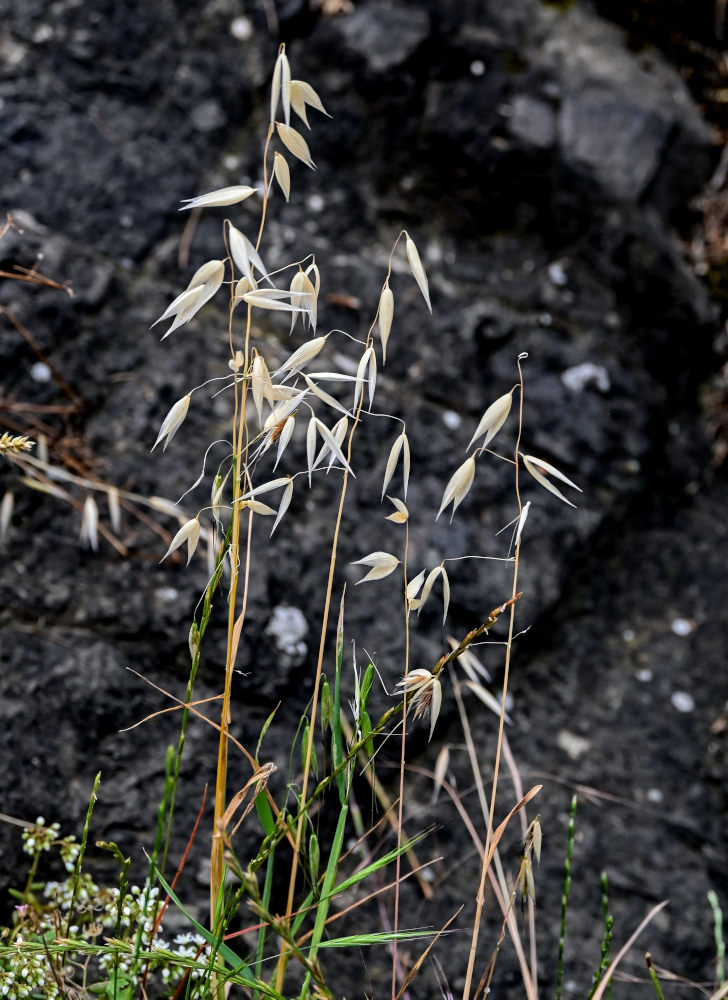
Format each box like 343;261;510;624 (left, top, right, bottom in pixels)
276;123;316;169
351;550;400;584
406;569;426;607
107;487;121;533
378;283;394;364
279;335;327;375
179;186;258;211
274;152;291;202
385;495;408;523
271;477;293;536
437;454;476;521
0;433;35;457
153;260;225;339
79;495;99;552
152;393;191;451
252;354;273;426
515;500;530;547
522;454;582;508
405;234;431;313
468;391;513;450
0;491;14;542
273;416;296;469
228;225;267;285
381;430;409;501
418;565;450;625
290;79;330;127
161;517;201;566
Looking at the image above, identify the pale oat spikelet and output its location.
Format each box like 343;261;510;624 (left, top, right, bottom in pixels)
251;354;273;426
0;433;35;456
302;373;351;419
431;744;450;803
515;500;530;547
378;283;394;364
521;453;582;508
153;260;225;339
273;415;295;469
179;186;258;211
312;414;348;473
300;269;318;330
271;477;293;536
241;499;276;516
289;79;330;127
395;668;442;741
313;417;355;477
437;454;476;521
405;235;432;313
448;639;491;683
270;45;291;126
525;815;542;864
353;346;377;411
385;496;408;524
211;472;224;523
381;429;410;501
278;335;327;376
276;122;315;169
351;550;400;584
0;491;14;542
228;225;268;286
233;276;257;303
238;477;291;504
242;287;313;315
418;565;450;625
107;486;121;533
467;391;513;451
273;152;291;202
161;516;201;566
465;679;511;724
79;494;99;551
406;568;426;608
152;393;191;451
289;270;307;334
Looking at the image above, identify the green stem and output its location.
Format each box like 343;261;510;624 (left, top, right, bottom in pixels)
556;795;577;1000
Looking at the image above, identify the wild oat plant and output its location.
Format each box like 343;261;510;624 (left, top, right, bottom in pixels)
6;44;683;1000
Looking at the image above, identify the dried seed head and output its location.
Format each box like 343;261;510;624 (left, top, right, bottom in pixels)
418;565;450;625
179;186;258;211
107;487;121;533
406;568;426;605
251;354;272;426
405;235;432;313
378;283;394;364
522;454;582;508
271;44;291;125
271;477;293;536
515;500;530;547
79;495;99;552
468;391;513;451
437;455;476;521
211;472;224;522
273;152;291;202
161;516;201;566
276;122;316;169
395;668;442;740
273;415;296;469
351;550;400;584
241;499;277;516
432;744;450;803
525;815;542;864
279;335;327;375
152;393;191;452
0;433;35;457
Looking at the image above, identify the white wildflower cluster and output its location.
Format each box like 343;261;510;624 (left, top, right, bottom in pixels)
0;950;59;999
20;817;59;856
156;933;208;985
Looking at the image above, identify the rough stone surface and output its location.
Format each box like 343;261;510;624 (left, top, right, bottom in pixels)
1;0;726;996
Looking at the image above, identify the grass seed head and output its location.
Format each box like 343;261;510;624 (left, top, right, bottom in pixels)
276;122;316;169
152;393;191;451
467;391;513;451
396;668;442;740
79;495;99;551
522;453;582;507
378;283;394;364
351;550;400;584
179;186;258;210
437;454;476;521
405;235;432;313
0;433;35;457
290;79;330;126
274;152;291;202
161;516;201;566
0;491;14;542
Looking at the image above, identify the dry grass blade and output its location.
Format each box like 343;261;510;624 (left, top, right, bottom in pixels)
437;454;476;521
405;234;432;313
393;907;463;1000
522;454;582;507
431;745;450;803
220;762;277;837
277;122;315;169
274;151;291;202
378;283;394;363
179;185;258;210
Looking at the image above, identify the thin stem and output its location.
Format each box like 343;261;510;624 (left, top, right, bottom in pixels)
391;519;410;998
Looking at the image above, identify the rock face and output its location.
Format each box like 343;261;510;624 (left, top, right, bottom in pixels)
1;0;726;996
